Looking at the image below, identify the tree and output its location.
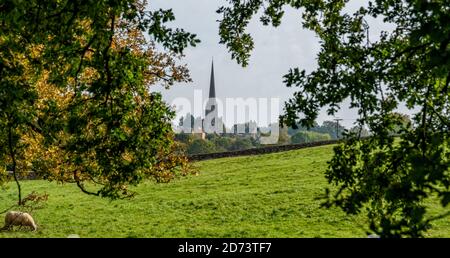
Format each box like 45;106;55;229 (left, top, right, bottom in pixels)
349;125;370;138
229;138;254;151
1;0;199;202
187;139;216;155
287;122;314;136
174;133;195;144
267;123;290;144
389;112;413;135
316;121;346;139
291;131;331;144
289;121;345;139
217;0;450;237
278;126;291;145
210;135;233;151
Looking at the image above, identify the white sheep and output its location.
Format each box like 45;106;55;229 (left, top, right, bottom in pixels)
2;211;37;231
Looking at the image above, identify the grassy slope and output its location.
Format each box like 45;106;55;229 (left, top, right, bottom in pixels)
0;145;449;238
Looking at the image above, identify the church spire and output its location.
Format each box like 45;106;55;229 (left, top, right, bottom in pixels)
204;58;220;133
209;58;216;98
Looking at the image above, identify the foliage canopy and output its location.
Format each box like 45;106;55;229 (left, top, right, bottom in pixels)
218;0;450;237
0;0;199;201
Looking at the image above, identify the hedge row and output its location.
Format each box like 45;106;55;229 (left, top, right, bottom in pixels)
188;139;341;161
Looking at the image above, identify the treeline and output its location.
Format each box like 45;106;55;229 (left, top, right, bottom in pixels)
176;120;368;155
175;134;259;155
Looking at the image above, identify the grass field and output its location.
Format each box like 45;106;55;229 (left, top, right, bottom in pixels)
0;144;449;238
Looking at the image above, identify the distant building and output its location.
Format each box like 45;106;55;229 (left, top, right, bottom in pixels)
203;59;223;135
177;113;205;139
231;121;258;137
177;58;261;139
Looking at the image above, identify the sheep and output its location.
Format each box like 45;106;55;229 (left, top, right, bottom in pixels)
1;211;37;231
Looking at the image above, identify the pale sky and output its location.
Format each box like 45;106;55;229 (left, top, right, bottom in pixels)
148;0;413;129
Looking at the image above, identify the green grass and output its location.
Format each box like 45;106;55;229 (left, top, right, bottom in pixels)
0;144;449;238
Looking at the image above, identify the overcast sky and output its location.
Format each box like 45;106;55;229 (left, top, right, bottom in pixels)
148;0;411;129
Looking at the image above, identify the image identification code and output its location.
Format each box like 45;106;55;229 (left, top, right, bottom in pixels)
178;242;271;255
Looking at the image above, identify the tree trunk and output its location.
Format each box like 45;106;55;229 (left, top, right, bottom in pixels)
8;125;21;206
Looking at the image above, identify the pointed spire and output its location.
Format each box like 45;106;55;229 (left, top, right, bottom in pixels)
209;58;216;98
